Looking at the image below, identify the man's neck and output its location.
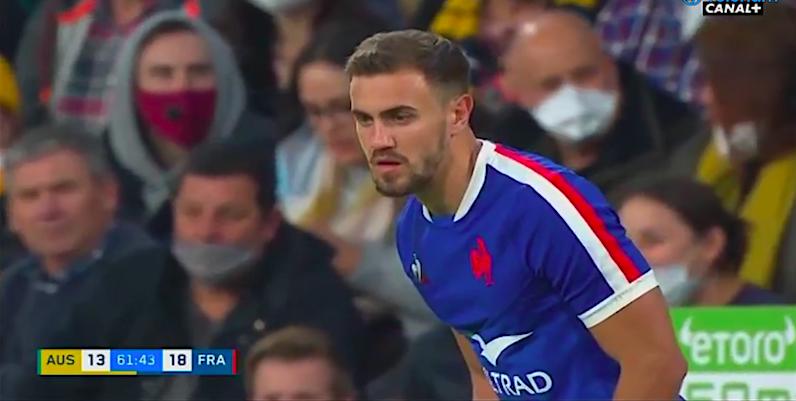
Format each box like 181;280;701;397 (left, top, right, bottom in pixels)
42;252;84;277
191;281;241;323
418;132;481;217
41;223;111;277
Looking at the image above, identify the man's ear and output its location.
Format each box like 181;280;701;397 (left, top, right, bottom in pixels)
450;92;474;132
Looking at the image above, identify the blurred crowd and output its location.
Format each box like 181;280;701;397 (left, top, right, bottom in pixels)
0;0;794;400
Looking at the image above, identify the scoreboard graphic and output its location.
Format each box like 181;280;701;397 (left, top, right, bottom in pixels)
38;349;237;376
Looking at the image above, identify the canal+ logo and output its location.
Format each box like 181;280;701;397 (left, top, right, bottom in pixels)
682;0;779;16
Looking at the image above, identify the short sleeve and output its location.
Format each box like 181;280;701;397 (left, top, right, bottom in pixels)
523;174;658;328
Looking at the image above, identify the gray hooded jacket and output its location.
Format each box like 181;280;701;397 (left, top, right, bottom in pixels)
107;11;274;216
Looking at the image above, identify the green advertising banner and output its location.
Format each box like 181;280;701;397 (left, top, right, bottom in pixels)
671;307;796;401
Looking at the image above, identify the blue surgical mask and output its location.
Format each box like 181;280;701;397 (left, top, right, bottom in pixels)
653;264;702;306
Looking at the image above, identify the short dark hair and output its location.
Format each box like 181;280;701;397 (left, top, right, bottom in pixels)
177;139;277;212
612;176;747;274
245;326;354;398
345;29;471;98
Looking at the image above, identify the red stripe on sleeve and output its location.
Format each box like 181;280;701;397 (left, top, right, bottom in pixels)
495;145;642;282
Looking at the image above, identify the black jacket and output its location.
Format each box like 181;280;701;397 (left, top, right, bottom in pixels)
15;223;366;401
0;223;158;401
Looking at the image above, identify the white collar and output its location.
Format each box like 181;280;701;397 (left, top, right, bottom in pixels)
422;140;494;222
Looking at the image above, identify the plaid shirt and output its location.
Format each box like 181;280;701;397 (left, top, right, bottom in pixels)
595;0;705;107
54;0;158;133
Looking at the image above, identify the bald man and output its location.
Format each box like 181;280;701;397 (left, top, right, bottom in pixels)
498;10;699;192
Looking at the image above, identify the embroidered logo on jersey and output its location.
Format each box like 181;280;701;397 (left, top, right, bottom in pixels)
411;253;429;284
470;236;494;286
472;331;534;366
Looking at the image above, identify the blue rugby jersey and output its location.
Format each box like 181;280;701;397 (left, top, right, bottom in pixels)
396;141;664;400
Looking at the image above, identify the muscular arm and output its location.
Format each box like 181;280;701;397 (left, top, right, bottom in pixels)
452;330;499;401
589;288;687;400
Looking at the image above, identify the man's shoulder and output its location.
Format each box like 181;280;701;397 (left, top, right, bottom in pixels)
487;143;607;203
96;245;173;295
264;224;337;283
486;143;576;184
481;142;618;240
0;256;36;295
482;144;572;212
262;225;355;314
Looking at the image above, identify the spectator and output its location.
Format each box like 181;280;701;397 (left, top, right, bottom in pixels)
615;176;783;306
243;0;389;137
0;56;24;270
670;7;796;301
211;0;402;120
246;326;356;401
248;0;389;91
410;1;603;133
14;0;211;132
0;124;156;400
278;22;437;340
478;0;551;55
595;0;705;107
462;0;552;119
105;11;275;240
32;141;365;400
499;10;699;192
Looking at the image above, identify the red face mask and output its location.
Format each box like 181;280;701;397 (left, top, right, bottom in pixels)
135;88;217;148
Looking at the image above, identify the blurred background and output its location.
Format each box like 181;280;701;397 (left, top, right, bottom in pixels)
0;0;794;400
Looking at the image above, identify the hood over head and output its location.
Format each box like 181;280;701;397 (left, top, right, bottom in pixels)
108;11;246;212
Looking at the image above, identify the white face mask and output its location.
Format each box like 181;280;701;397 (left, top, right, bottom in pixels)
654;264;702;306
246;0;314;13
712;121;759;161
172;240;258;285
529;84;619;143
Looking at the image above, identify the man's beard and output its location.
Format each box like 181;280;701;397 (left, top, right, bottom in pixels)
372;131;446;198
373;165;435;197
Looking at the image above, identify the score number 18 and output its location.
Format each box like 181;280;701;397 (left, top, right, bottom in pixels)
163;350;192;372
